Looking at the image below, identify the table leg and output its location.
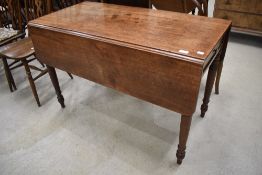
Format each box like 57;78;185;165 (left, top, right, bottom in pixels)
215;57;224;95
176;114;192;165
67;72;73;79
200;54;220;117
215;29;230;95
47;65;65;108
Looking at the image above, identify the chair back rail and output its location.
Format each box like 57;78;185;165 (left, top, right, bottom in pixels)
23;0;52;23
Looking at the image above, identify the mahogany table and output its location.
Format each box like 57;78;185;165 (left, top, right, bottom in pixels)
28;2;231;164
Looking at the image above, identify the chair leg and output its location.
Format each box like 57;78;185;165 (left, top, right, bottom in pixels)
2;57;17;92
22;59;41;107
67;72;73;79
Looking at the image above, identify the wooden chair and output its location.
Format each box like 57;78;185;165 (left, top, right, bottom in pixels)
0;0;72;107
191;0;208;16
150;0;208;16
0;0;26;45
100;0;208;15
0;0;27;92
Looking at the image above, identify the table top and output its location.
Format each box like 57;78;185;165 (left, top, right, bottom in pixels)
29;2;231;61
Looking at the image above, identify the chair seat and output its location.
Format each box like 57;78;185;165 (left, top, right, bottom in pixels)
0;28;19;41
0;37;35;59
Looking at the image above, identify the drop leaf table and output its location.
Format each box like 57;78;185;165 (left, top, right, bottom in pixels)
29;2;231;164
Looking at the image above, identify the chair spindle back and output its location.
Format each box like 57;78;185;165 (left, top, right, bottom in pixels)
23;0;52;23
0;0;23;30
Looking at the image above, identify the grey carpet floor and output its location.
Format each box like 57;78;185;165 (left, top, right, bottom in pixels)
1;2;262;175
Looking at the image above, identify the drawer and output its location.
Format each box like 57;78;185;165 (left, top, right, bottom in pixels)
215;0;262;14
256;0;262;14
214;9;262;31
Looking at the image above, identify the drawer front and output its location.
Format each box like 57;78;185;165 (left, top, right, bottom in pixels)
214;9;262;31
256;0;262;14
215;0;262;14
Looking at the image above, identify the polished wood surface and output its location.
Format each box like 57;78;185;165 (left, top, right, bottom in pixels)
29;2;229;60
0;38;34;59
29;2;231;164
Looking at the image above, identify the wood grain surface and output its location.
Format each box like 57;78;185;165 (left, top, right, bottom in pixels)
29;2;231;60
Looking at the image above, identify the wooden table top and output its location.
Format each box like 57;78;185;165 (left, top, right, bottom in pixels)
30;2;230;60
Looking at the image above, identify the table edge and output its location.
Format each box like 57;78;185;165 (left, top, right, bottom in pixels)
28;22;205;65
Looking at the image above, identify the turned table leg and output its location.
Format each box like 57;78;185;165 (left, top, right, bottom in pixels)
201;54;220;117
47;65;65;108
215;29;230;95
176;114;192;165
